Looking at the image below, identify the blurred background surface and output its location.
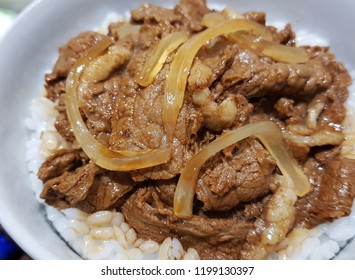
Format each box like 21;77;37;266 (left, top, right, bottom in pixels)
0;0;32;11
0;0;32;38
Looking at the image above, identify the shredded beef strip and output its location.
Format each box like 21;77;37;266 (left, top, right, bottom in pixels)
40;161;103;209
295;149;355;228
108;65;204;181
45;32;107;143
121;185;257;260
196;138;276;211
39;150;135;213
38;149;88;182
131;0;210;33
76;171;135;213
218;47;333;99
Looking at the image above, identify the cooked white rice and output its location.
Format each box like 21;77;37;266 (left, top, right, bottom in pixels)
25;20;355;260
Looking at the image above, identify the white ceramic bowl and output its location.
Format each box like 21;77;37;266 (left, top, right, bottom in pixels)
0;0;354;260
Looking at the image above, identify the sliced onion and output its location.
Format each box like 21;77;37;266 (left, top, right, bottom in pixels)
201;12;226;28
173;121;311;218
137;31;189;87
163;19;273;141
202;13;309;64
202;12;271;40
221;8;245;20
232;32;309;64
66;37;172;171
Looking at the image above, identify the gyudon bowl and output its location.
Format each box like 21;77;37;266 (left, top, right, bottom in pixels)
0;0;355;260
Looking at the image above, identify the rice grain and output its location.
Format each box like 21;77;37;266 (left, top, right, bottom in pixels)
139;240;159;254
87;211;113;226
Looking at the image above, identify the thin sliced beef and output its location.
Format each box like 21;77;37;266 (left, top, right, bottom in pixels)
122;186;256;260
38;149;88;182
45;31;106;103
131;0;210;33
152;179;176;206
40;162;103;208
295;150;355;228
47;32;106;82
55;93;76;143
175;0;211;32
39;150;134;213
131;3;182;26
109;64;204;182
78;41;133;141
191;37;239;92
281;86;350;161
123;174;298;260
218;47;333;99
196;138;275;211
270;24;295;45
45;32;109;142
188;38;254;131
76;171;135;213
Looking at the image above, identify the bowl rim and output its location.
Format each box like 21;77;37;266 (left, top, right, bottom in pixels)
0;0;77;260
1;0;355;260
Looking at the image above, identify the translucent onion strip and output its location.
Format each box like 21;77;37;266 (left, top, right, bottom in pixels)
201;12;226;28
137;31;189;87
163;19;273;141
233;32;309;64
66;37;172;171
173;121;311;218
202;13;309;64
202;12;267;38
